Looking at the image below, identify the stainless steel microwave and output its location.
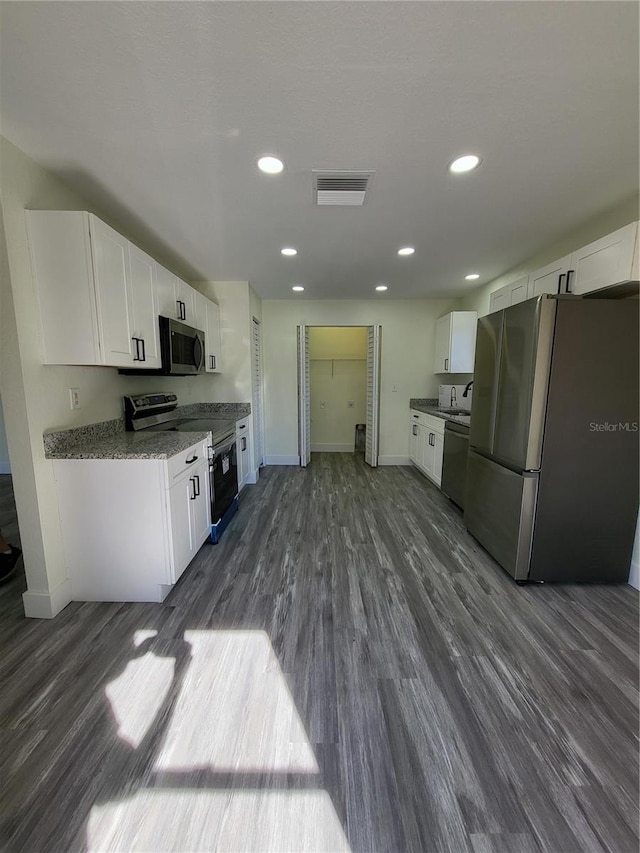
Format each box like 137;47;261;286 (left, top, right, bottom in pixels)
119;316;205;376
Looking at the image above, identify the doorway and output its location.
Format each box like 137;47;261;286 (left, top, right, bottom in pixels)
297;325;381;467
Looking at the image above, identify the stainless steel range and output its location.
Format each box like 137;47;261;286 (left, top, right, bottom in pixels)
124;393;238;543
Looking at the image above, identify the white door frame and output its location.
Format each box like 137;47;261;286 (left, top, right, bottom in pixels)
297;324;381;467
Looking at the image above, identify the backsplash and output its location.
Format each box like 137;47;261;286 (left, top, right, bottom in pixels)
438;384;473;410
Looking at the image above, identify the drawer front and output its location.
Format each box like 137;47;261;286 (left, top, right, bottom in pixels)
167;438;210;483
410;409;427;427
423;413;446;434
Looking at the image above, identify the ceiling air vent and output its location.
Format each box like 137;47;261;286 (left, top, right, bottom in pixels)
313;170;375;206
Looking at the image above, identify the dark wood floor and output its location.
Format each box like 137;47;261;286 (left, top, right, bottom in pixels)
0;459;638;852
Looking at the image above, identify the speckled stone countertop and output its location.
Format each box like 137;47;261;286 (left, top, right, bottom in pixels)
45;429;213;460
409;398;471;427
44;401;251;460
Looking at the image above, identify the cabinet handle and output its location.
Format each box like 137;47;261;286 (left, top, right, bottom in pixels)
239;424;246;429
190;477;197;500
194;474;200;496
557;273;566;294
412;425;418;436
209;355;216;370
444;358;448;371
140;338;146;362
565;269;573;294
429;433;435;446
185;455;198;465
412;414;419;419
132;337;141;361
241;437;247;451
176;300;182;320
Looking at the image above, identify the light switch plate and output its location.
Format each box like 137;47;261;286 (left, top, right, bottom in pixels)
69;387;81;410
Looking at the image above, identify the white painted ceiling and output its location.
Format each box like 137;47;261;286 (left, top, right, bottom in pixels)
0;1;638;299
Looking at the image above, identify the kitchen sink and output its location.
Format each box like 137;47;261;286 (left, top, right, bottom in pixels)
438;408;472;416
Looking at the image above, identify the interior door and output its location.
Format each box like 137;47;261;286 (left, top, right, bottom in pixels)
365;324;381;467
297;325;311;467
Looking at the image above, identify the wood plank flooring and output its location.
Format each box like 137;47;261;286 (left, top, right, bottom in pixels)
0;458;638;852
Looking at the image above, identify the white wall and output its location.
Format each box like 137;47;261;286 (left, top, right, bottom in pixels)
262;298;459;465
0;135;230;617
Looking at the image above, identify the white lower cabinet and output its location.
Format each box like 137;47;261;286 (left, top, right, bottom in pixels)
53;437;211;602
236;416;253;491
409;410;445;487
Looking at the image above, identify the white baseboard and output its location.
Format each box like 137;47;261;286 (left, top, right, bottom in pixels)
310;444;354;453
23;578;72;619
378;456;411;466
264;455;300;466
0;462;11;474
246;468;259;485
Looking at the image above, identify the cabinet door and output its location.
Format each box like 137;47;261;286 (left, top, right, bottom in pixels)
570;222;638;295
168;475;195;582
489;287;509;314
129;244;161;368
434;315;452;372
190;460;211;548
450;312;477;372
528;256;571;298
432;433;444;487
420;426;434;475
206;300;222;373
237;418;250;490
156;263;180;319
409;421;419;465
508;275;530;306
177;279;196;325
90;216;135;366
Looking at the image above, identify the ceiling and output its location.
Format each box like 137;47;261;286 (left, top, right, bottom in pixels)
0;1;638;299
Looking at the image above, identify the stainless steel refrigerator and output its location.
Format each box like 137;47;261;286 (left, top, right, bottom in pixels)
464;294;639;582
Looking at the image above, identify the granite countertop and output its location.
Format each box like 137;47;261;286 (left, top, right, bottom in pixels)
45;429;213;460
44;401;251;460
409;398;471;428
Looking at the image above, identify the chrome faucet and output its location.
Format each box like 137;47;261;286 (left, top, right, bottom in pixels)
450;387;457;407
463;380;473;398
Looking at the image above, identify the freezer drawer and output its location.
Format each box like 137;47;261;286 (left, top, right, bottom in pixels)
464;450;538;580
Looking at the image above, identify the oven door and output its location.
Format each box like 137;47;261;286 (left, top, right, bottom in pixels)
210;435;238;523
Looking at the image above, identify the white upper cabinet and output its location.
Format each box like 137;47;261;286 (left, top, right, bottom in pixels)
193;291;223;373
434;311;477;373
488;275;529;314
178;278;196;326
91;216;134;366
205;299;222;372
528;255;572;298
155;265;198;326
568;222;639;295
28;211;157;368
155;263;181;320
128;244;161;368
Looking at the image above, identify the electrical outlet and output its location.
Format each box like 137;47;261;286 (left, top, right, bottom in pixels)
69;387;81;410
320;400;326;408
347;400;355;408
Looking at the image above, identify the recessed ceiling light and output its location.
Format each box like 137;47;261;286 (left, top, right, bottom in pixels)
397;247;415;256
376;285;388;292
258;155;284;174
281;247;297;256
292;285;304;292
465;273;480;281
449;154;481;174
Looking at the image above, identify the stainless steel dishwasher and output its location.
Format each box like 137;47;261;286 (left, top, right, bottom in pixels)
441;420;470;509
